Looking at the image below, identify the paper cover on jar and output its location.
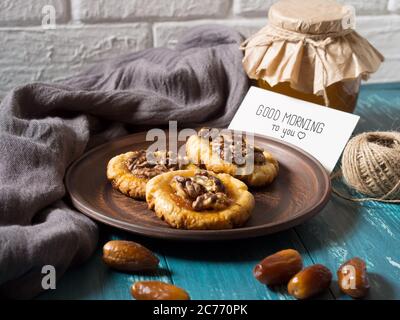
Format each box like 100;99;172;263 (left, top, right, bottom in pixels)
241;0;384;97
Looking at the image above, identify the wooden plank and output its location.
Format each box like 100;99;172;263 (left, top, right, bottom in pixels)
38;227;172;300
356;83;400;134
294;83;400;300
162;230;333;300
295;197;400;299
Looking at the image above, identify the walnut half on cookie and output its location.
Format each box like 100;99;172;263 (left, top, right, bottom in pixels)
146;169;255;230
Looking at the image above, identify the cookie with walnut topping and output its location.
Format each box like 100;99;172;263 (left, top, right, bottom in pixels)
146;169;255;230
185;128;279;187
107;150;194;200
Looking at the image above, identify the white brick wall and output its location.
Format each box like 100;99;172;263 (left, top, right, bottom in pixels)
78;0;231;22
0;0;399;98
0;0;69;26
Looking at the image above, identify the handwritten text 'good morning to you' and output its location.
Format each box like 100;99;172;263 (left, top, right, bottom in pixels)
229;86;360;173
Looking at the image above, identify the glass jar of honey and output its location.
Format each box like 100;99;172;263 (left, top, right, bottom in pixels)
241;0;384;113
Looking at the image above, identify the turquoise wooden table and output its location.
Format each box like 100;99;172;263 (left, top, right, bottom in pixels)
38;83;400;300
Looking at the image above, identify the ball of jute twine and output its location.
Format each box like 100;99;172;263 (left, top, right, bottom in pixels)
332;131;400;203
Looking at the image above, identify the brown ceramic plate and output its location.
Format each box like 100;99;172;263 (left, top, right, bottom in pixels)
66;131;331;241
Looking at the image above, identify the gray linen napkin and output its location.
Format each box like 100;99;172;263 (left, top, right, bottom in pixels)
0;25;249;299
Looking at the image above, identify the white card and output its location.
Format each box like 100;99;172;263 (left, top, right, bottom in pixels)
229;86;360;173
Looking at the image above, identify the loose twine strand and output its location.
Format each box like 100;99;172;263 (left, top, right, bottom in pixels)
332;131;400;204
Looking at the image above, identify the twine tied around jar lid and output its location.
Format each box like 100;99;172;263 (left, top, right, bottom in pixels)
332;131;400;203
241;0;384;106
246;23;355;48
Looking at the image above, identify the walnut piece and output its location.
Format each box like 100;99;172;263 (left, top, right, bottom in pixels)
126;150;186;179
198;128;266;166
171;171;231;211
192;192;231;211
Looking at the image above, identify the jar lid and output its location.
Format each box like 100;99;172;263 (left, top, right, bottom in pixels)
269;0;349;34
